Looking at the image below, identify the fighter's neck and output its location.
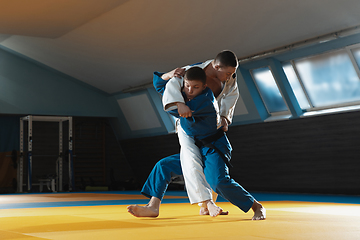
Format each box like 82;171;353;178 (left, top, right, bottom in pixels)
203;60;218;80
203;61;222;97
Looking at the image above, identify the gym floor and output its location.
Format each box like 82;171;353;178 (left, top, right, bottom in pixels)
1;191;360;240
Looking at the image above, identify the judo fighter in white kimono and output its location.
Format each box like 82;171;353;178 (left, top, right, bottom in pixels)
127;51;265;220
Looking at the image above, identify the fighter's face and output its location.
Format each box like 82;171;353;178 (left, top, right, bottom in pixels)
215;65;237;82
183;79;207;100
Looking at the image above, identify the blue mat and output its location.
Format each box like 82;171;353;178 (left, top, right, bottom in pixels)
1;191;359;209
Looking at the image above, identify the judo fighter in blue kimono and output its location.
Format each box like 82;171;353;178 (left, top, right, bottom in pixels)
127;66;266;220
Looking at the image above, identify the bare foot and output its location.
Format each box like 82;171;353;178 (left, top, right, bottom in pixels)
200;206;229;215
205;200;223;217
199;206;209;215
127;197;161;218
251;200;266;220
127;204;159;217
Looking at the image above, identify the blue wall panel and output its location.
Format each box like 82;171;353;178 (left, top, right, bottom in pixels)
0;46;117;117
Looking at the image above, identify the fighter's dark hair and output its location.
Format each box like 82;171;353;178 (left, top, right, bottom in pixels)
214;50;238;68
184;66;207;85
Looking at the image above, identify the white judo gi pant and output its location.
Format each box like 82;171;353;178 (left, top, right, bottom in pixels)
177;122;213;204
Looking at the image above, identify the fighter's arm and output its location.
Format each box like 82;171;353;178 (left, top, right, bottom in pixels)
153;72;168;95
161;68;186;80
219;79;240;131
166;102;194;119
153;71;194;118
179;89;218;134
162;76;193;118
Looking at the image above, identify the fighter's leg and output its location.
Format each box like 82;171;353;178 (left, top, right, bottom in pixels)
177;124;212;204
203;149;265;220
177;125;225;216
141;154;182;200
128;154;182;218
199;190;229;215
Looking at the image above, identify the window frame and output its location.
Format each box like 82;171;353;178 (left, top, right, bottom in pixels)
250;66;291;117
347;43;360;80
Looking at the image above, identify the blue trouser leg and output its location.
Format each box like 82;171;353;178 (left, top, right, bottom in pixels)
141;153;182;200
202;149;255;213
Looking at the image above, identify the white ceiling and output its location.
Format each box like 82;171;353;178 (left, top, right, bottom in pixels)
1;0;360;94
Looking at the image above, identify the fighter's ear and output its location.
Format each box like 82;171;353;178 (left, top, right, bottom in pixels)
212;60;221;70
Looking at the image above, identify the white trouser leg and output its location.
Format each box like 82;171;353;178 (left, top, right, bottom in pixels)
199;190;218;207
178;123;212;204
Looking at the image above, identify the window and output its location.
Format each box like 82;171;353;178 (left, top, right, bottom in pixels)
252;67;288;113
294;49;360;108
250;43;360;120
282;63;311;109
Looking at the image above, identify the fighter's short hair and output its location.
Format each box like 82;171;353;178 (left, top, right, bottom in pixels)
214;50;238;68
184;66;207;85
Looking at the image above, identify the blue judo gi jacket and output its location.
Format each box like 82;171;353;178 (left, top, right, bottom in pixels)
153;72;218;139
153;72;232;165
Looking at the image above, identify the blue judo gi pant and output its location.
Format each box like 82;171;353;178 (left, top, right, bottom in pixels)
141;136;255;213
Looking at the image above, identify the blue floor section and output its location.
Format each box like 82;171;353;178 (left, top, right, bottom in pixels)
0;198;191;210
1;191;360;209
251;192;360;205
